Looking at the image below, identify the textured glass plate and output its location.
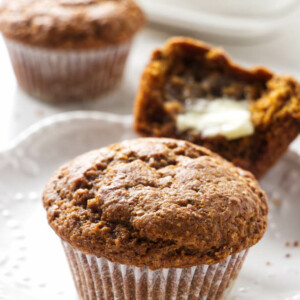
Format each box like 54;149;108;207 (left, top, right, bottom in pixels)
0;111;299;300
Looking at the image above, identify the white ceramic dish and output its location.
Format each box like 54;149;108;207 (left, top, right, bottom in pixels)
0;111;299;300
138;0;299;40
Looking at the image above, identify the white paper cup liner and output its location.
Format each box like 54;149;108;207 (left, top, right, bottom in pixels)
62;241;248;300
4;38;131;102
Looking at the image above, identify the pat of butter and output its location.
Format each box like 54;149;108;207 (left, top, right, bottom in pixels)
177;98;254;140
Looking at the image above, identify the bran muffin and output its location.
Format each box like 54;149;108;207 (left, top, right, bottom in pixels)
134;37;300;179
43;138;268;300
0;0;145;102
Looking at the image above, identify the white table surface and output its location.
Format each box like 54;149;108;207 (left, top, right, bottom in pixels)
0;13;300;150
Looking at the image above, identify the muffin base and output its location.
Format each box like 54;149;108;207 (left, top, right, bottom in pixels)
4;39;131;102
62;241;248;300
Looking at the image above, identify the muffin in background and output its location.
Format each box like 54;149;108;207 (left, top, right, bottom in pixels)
0;0;145;102
134;37;300;179
43;138;268;300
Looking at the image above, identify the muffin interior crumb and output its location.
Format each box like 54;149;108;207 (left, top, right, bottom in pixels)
163;55;265;140
134;38;300;178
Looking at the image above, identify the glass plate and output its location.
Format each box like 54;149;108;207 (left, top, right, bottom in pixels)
0;111;299;300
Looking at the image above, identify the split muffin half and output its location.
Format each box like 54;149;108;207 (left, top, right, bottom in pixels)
134;37;300;179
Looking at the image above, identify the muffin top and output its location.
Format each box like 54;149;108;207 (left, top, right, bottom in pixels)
0;0;145;49
43;138;268;270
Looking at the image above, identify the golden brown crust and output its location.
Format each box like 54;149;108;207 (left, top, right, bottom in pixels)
43;138;268;270
134;37;300;179
0;0;145;49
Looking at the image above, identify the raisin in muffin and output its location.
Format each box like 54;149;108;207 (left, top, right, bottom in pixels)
134;37;300;179
43;138;268;300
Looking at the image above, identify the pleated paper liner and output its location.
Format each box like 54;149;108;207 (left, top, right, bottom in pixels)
5;39;131;102
62;241;248;300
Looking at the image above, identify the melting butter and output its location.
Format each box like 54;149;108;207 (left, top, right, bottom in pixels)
177;98;254;140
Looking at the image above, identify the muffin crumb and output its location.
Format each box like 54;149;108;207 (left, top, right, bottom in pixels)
273;198;281;206
134;37;300;179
